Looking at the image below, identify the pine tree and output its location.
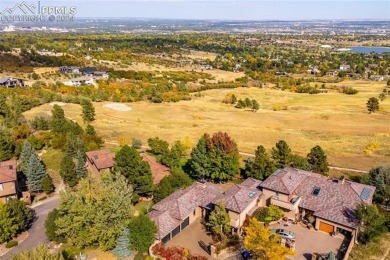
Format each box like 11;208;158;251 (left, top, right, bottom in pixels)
307;145;329;175
75;149;87;179
251;99;260;112
271;140;291;168
41;175;54;194
81;99;95;123
0;130;14;161
50;105;67;133
19;141;34;173
245;145;276;180
113;228;132;258
113;145;153;196
26;153;47;192
366;97;379;114
60;155;78;187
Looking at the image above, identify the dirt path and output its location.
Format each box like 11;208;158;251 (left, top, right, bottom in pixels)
105;141;367;173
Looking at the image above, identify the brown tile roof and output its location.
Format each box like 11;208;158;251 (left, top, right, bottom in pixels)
213;178;262;213
148;182;222;239
261;167;376;229
86;149;115;170
0;160;17;183
141;153;170;184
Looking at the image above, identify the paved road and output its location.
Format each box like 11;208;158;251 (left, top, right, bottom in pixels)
3;196;60;259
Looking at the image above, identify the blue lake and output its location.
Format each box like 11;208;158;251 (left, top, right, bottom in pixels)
349;46;390;54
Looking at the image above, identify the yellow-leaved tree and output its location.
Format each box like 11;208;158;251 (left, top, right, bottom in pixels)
244;218;295;260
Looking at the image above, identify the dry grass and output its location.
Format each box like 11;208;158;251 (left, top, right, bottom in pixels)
349;233;390;260
23;80;390;171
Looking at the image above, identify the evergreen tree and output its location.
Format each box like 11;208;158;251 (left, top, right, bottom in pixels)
251;99;260;112
244;145;276;180
0;130;14;161
271;140;291;168
81;99;95;123
366;97;379;114
26;153;47;192
112;228;132;258
307;145;329;174
19;141;34;173
0;93;10;118
208;202;231;239
113;145;153;196
59;155;78;187
50;105;67;133
41;175;54;194
85;124;96;136
244;97;252;107
128;215;157;253
75;149;87;179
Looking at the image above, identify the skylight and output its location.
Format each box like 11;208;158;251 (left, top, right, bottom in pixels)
360;188;371;200
248;191;257;198
312;187;321;196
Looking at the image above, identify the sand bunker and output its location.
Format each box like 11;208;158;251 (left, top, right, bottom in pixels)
49;102;66;107
103;103;132;112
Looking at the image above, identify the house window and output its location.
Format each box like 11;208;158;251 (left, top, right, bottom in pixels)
0;184;3;191
193;209;196;216
312;187;321;196
275;192;279;197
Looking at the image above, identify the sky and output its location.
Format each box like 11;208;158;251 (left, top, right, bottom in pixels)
1;0;390;20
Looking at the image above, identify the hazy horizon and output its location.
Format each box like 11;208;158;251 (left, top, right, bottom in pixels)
1;0;389;20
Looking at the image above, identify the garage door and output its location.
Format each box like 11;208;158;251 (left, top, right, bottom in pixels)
319;222;334;233
181;217;189;230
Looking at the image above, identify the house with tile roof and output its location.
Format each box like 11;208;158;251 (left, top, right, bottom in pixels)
0;160;18;203
141;153;170;184
86;149;115;175
148;178;263;244
259;167;376;242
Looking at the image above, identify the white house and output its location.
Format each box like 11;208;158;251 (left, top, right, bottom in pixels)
63;76;95;86
339;65;351;71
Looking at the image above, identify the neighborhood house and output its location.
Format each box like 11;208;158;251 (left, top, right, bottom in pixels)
148;178;262;243
149;167;375;244
0;77;25;88
0;160;18;203
63;76;95;86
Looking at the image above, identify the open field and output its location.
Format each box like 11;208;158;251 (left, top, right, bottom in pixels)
24;80;390;171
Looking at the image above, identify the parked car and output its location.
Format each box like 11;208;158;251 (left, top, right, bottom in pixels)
241;250;252;259
271;228;296;240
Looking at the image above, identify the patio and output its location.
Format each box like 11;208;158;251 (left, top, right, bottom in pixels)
166;220;214;258
269;222;349;260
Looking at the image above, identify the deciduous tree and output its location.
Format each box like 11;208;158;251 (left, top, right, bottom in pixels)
128;215;157;253
244;218;295;260
190;132;240;182
208;202;231;239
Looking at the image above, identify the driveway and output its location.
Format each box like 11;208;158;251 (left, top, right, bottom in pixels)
3;196;60;259
269;222;348;260
166;220;214;258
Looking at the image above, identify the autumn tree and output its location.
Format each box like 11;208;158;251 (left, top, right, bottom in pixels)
113;145;153;196
307;145;329;175
366;97;379;114
244;218;295;260
271;140;291;168
244;145;276;180
190;132;240;182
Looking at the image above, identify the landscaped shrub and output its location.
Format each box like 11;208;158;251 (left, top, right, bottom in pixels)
254;205;284;223
152;243;208;260
5;240;18;248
